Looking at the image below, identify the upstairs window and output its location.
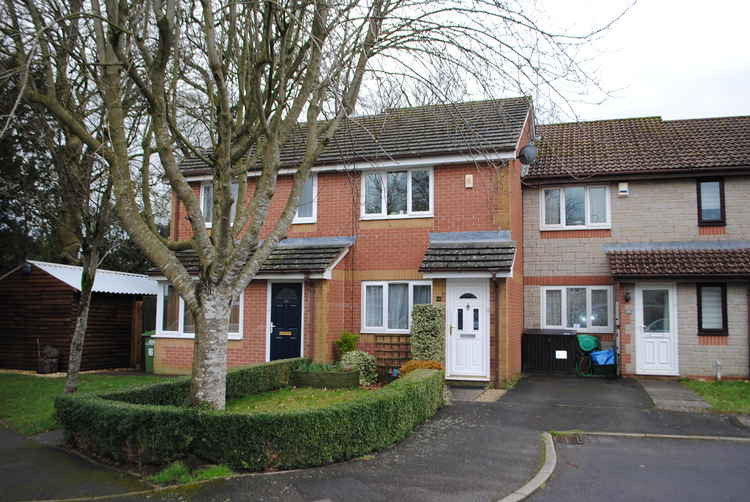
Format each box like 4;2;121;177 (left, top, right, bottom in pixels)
697;179;725;226
362;168;433;219
540;185;610;230
697;284;727;335
201;182;239;227
293;175;317;224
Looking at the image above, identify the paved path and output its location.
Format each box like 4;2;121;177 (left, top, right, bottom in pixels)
0;426;148;502
638;378;711;412
529;434;750;502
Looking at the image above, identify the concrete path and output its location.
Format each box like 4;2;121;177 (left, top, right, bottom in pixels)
0;426;149;502
529;434;750;502
638;379;711;412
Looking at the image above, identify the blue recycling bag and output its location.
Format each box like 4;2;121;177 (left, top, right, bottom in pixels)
590;349;615;366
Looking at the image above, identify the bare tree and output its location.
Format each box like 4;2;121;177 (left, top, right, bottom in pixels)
1;0;628;409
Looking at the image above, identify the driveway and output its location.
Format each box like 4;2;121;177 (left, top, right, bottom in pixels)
530;434;750;502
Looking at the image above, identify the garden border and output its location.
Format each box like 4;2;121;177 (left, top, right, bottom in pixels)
55;359;444;471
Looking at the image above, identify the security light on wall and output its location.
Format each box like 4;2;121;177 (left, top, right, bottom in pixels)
618;182;629;196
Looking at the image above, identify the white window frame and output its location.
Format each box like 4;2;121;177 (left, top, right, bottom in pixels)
361;280;433;333
292;174;317;224
155;281;244;340
540;285;614;333
539;185;611;231
360;168;434;220
200;182;240;228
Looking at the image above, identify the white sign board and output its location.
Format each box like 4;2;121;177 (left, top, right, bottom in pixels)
555;350;568;360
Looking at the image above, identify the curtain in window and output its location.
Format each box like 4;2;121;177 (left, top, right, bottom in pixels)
387;171;407;215
365;285;384;327
544;189;561;225
202;185;213;222
591;289;608;326
183;305;196;334
589;187;607;224
163;285;179;331
700;181;721;221
566;287;587;328
229;297;241;333
296;177;314;218
700;286;723;329
411;170;430;212
387;283;409;329
564;187;585;225
413;285;431;305
545;289;562;325
365;174;382;214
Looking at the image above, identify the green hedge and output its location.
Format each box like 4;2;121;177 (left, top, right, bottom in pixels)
55;360;443;471
411;304;445;362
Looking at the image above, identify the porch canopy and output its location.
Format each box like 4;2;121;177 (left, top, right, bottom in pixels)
419;231;516;278
604;241;750;279
149;236;354;279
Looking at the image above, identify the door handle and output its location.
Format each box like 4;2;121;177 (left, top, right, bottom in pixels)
449;325;454;337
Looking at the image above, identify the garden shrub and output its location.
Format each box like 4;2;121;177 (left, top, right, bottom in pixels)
340;350;377;386
334;331;359;359
411;304;445;362
55;362;443;471
400;359;444;376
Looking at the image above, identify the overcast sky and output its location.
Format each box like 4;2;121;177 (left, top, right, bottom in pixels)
544;0;750;122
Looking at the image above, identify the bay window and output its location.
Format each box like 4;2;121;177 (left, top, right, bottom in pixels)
362;168;433;219
541;285;613;332
158;283;243;339
540;185;610;230
362;281;432;332
697;283;727;335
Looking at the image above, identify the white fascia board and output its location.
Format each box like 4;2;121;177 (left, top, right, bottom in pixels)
184;152;515;182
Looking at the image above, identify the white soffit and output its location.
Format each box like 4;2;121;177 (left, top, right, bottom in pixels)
28;260;159;295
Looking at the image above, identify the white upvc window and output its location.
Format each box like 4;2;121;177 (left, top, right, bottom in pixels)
200;182;239;228
156;282;243;339
361;168;433;220
361;281;433;333
541;285;614;333
540;185;611;230
292;175;317;224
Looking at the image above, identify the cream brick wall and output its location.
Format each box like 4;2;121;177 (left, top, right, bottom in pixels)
523;176;750;377
523;176;750;278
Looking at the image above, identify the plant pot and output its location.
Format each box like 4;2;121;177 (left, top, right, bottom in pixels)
291;369;359;389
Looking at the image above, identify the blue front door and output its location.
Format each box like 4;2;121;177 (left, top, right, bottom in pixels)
270;283;302;360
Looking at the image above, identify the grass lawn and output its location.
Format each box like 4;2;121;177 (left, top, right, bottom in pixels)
682;380;750;414
227;386;369;414
0;373;171;435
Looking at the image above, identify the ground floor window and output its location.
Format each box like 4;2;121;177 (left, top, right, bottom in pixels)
697;283;727;335
541;285;613;333
158;282;243;339
361;281;432;333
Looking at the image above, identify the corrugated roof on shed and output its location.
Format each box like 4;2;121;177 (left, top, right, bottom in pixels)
26;260;159;295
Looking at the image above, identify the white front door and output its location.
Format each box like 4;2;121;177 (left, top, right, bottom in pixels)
446;279;489;380
635;283;679;376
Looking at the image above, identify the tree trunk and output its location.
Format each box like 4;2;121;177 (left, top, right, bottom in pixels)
189;290;231;409
64;250;98;393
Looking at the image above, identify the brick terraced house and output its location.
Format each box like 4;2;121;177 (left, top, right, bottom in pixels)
151;99;750;382
524;116;750;378
150;98;534;384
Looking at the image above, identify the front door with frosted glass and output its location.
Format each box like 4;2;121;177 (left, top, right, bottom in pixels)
635;283;679;375
446;280;488;379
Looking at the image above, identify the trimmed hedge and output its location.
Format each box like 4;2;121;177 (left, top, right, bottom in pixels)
411;304;445;362
55;359;443;471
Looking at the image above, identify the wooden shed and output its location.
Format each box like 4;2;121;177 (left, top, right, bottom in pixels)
0;260;159;372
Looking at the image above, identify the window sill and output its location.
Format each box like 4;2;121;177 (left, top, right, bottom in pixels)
539;225;611;232
361;213;433;221
292;218;316;225
360;328;411;334
153;333;243;340
543;327;613;334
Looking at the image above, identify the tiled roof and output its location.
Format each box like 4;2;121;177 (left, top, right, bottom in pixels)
528;115;750;179
180;97;531;174
420;231;516;273
605;241;750;278
148;237;353;276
